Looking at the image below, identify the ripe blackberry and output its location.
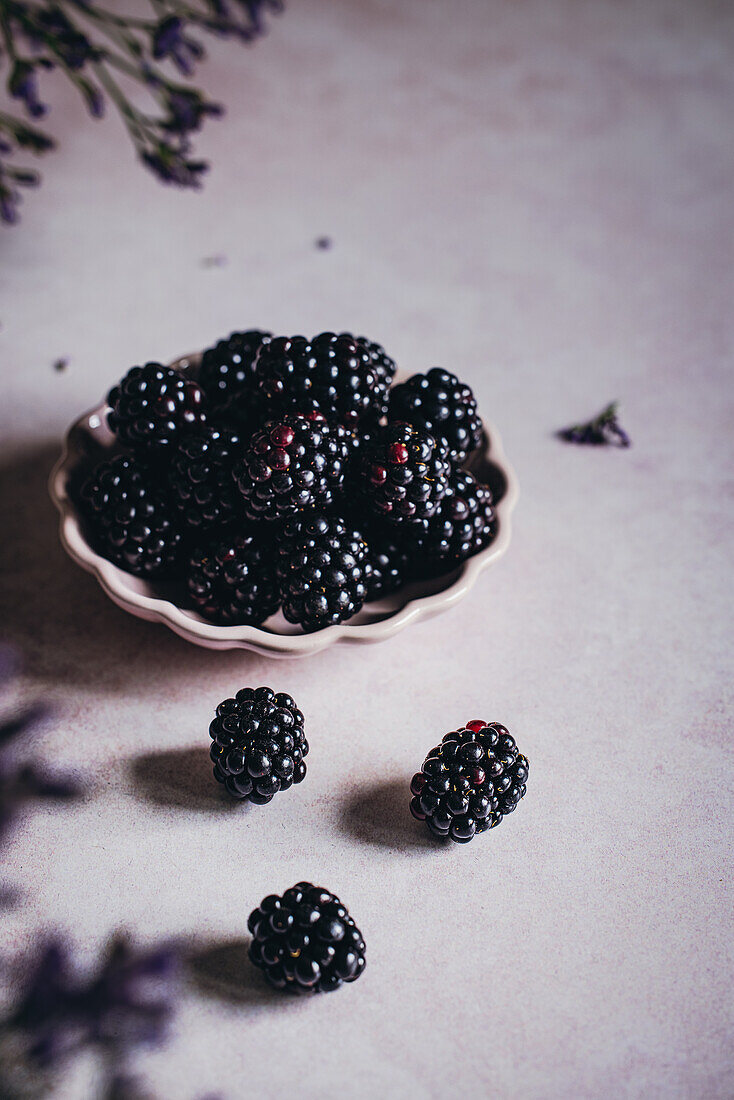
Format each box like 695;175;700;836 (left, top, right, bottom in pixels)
389;368;483;464
277;514;371;632
107;363;206;452
209;687;308;803
187;532;280;625
170;425;243;531
254;332;392;425
234;414;350;522
248;882;366;994
78;454;182;578
198;329;271;427
362;524;413;600
417;470;495;568
410;721;529;843
361;422;451;525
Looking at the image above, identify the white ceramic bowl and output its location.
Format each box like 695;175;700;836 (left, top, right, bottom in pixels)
49;355;518;656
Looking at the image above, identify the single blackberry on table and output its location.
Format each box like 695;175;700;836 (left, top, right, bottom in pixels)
389;368;482;465
410;721;529;843
277;513;371;632
187;532;280;625
361;421;451;525
170;425;243;531
416;469;495;569
209;687;308;803
234;414;350;522
254;332;393;425
198;329;271;427
78;454;182;578
106;363;206;452
248;882;366;994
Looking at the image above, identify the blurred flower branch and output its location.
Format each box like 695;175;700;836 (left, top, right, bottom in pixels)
0;0;282;223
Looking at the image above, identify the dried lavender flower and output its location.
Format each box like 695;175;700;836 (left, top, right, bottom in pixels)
0;0;284;222
557;401;631;448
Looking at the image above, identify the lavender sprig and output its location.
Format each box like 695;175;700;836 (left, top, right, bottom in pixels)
5;935;180;1088
557;401;631;448
0;659;80;847
0;0;283;222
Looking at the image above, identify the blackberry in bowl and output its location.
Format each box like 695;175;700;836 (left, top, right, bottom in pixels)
107;363;206;453
360;422;452;525
248;882;365;994
50;351;517;655
389;367;482;465
209;687;308;803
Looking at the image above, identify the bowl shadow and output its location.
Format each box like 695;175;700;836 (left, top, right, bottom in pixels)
187;938;295;1009
341;777;442;853
128;746;238;813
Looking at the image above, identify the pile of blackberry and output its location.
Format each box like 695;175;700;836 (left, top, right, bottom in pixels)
78;330;497;632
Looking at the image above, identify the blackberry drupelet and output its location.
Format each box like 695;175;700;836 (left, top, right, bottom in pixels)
410;721;529;843
209;687;308;803
416;469;495;569
107;363;206;452
389;368;483;464
248;882;366;994
234;414;350;522
361;422;451;525
170;425;243;531
254;332;392;425
78;454;182;577
198;329;271;427
277;513;371;632
187;532;280;625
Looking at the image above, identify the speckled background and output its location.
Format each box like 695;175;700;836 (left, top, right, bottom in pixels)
1;0;733;1096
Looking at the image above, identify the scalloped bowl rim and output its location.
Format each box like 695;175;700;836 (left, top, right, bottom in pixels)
48;362;519;655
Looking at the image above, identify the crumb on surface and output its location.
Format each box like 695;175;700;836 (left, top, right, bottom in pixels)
201;254;228;268
315;236;332;250
53;357;69;372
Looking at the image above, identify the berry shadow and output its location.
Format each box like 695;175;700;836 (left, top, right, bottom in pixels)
187;938;297;1009
0;442;274;690
341;777;442;853
128;746;237;813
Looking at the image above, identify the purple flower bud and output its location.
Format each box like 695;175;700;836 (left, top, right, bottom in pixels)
9;61;46;119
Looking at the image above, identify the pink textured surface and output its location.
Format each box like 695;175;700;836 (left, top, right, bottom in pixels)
1;0;733;1097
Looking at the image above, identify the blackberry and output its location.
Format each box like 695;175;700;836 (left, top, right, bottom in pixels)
363;524;413;600
187;532;280;625
417;470;495;569
248;882;366;994
361;422;451;525
170;425;243;531
254;332;392;425
410;721;529;843
234;414;350;522
78;455;182;578
277;514;371;632
389;368;482;464
107;363;206;452
209;687;308;803
198;329;271;428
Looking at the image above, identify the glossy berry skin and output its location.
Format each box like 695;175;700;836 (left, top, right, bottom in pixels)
388;367;483;464
79;454;182;578
277;514;371;632
107;363;206;452
410;722;529;843
187;532;280;625
248;882;366;994
417;469;495;569
361;422;451;525
198;329;271;428
234;414;350;522
170;425;244;531
254;332;394;425
209;687;308;804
